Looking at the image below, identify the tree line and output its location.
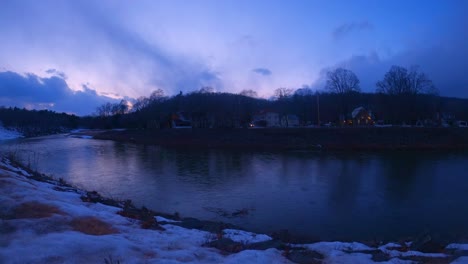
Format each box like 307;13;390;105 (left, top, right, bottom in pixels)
87;65;468;129
0;107;79;136
1;65;467;134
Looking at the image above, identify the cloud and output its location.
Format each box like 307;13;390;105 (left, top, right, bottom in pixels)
0;1;223;97
46;69;68;79
69;1;224;94
333;21;373;40
252;68;272;76
0;71;119;115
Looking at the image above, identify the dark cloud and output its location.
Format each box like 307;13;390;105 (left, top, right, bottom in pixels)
0;71;119;115
0;1;223;97
333;21;373;39
252;68;272;76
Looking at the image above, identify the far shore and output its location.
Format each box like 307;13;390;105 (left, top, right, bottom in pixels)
73;127;468;151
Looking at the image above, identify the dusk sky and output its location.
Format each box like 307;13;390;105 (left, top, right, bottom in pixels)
0;0;467;115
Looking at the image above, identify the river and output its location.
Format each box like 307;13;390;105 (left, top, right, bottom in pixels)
2;134;468;242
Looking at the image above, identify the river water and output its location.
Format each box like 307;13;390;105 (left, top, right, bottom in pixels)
2;134;468;242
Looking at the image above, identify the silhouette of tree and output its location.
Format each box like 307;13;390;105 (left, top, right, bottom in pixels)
239;89;258;98
325;68;360;94
149;89;166;102
274;87;294;99
132;96;150;112
96;102;113;117
376;65;437;95
198;86;215;94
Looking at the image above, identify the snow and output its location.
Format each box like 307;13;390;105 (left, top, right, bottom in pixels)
452;257;468;263
0;157;463;264
222;229;272;244
0;158;290;264
223;229;271;244
0;125;22;140
0;158;31;176
70;135;94;139
302;241;373;255
155;216;182;223
447;243;468;250
379;243;447;258
224;249;289;264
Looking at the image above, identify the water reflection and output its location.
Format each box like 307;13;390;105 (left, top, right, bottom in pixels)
2;135;468;241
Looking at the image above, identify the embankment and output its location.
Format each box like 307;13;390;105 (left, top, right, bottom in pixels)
91;127;468;150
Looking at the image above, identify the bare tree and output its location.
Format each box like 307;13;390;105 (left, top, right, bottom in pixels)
132;96;150;112
294;86;314;96
239;89;258;98
376;65;437;95
96;102;113;117
149;89;166;102
274;87;294;99
325;68;360;94
111;100;129;115
198;86;215;94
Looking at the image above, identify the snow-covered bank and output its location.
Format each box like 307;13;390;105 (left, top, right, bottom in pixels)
0;158;467;263
0;126;22;140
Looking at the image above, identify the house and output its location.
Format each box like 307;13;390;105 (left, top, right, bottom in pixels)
252;110;280;127
281;114;300;127
171;111;192;128
351;107;374;126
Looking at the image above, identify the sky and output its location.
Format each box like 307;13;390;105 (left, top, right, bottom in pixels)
0;0;467;115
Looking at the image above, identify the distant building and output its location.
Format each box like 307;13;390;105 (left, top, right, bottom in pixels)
252;110;280;127
351;107;374;126
171;111;192;128
281;114;300;127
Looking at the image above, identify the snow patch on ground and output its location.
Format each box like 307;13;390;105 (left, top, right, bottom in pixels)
379;243;447;258
447;243;468;250
302;241;373;255
155;216;182;223
0;126;22;140
222;229;272;244
0;158;290;264
0;158;31;176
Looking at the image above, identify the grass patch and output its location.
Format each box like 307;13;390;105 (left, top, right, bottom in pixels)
71;216;118;236
12;201;64;219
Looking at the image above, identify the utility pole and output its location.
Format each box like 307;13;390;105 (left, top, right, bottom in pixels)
316;91;320;127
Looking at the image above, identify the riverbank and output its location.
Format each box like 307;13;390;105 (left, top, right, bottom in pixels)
87;127;468;151
1;157;468;263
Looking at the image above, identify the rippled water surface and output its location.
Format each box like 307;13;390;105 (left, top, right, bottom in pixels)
3;134;468;241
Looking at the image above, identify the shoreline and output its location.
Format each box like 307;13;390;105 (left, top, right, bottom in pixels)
83;127;468;151
2;157;468;263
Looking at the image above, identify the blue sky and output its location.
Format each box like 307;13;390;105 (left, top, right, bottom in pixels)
0;0;466;115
